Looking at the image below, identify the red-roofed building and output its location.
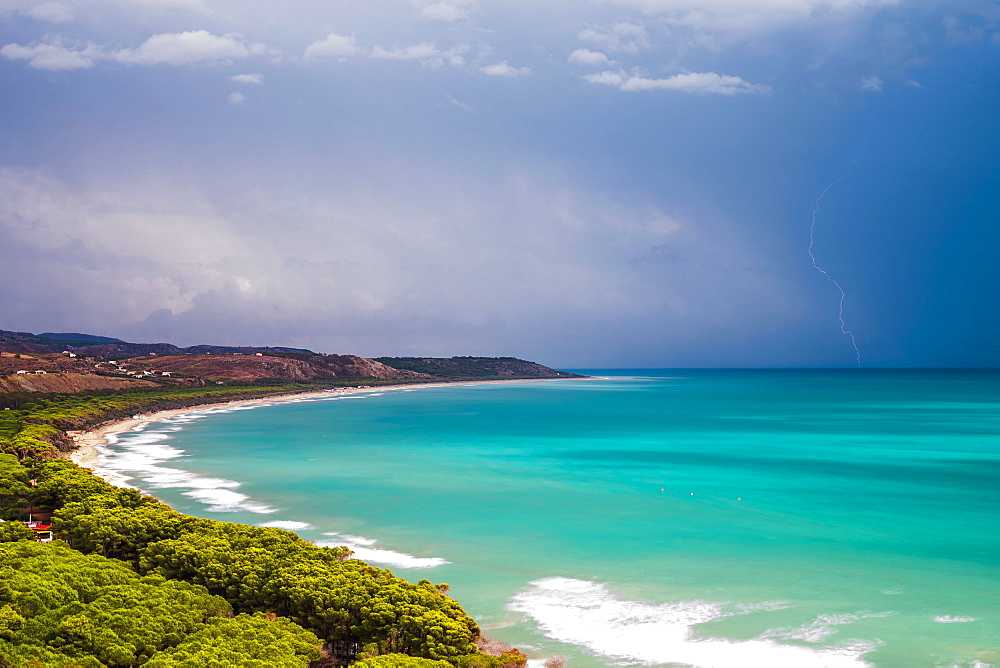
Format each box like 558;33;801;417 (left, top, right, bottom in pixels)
25;522;53;543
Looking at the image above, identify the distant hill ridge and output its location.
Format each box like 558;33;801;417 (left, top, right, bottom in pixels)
0;329;579;388
0;329;314;357
38;332;126;344
375;356;584;379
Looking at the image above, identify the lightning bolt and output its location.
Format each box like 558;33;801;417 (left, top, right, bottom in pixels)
808;149;866;367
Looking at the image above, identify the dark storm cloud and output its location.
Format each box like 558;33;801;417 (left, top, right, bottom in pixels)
1;0;998;366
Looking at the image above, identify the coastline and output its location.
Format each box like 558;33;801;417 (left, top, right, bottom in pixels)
65;378;560;478
44;370;999;668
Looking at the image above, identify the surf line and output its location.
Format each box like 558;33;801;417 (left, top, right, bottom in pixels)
808;147;867;367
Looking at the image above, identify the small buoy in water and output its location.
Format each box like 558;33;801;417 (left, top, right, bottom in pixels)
737;498;742;501
660;488;664;492
690;492;694;496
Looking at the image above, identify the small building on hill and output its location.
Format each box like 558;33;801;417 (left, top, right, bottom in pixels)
25;521;53;543
2;518;55;543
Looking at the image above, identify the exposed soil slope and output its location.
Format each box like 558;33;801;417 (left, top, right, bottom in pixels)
0;373;156;393
0;353;96;376
133;354;426;383
1;329;576;389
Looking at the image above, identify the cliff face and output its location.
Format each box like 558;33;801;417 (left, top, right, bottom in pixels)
0;373;156;393
136;354;318;382
276;353;428;380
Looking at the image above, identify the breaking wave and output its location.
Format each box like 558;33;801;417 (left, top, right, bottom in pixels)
761;611;894;644
259;520;314;530
318;532;450;569
508;577;881;667
94;400;449;571
93;414;277;514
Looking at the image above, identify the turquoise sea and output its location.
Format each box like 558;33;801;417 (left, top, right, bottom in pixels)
96;370;999;667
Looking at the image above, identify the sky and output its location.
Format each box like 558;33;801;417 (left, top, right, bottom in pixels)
1;0;998;368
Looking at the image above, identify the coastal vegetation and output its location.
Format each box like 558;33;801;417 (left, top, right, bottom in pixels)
0;385;317;458
0;329;569;665
0;451;525;666
374;357;583;380
0;382;528;667
0;540;322;667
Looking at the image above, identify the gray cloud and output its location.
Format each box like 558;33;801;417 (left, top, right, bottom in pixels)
443;94;474;112
600;0;899;32
480;60;531;77
0;163;789;364
114;30;253;65
1;30;263;69
0;39;102;70
584;70;772;94
0;0;207;23
304;33;364;59
369;42;468;66
860;75;883;92
568;48;614;65
3;0;993;368
230;72;263;84
414;0;477;21
578;23;652;53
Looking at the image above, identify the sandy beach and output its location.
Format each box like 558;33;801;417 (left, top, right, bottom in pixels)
66;379;556;476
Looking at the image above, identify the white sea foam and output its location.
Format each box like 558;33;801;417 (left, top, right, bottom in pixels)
183;487;276;514
334;533;378;546
95;421;276;514
508;577;878;668
733;600;791;615
259;520;313;530
933;615;977;623
317;395;369;402
96;393;445;565
762;611;894;643
318;533;449;569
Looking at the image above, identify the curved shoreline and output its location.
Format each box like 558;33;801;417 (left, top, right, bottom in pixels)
65;378;564;477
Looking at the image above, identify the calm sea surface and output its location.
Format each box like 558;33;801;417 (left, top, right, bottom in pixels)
96;370;1000;667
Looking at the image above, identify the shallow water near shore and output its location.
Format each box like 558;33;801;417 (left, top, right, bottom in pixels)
96;370;1000;667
